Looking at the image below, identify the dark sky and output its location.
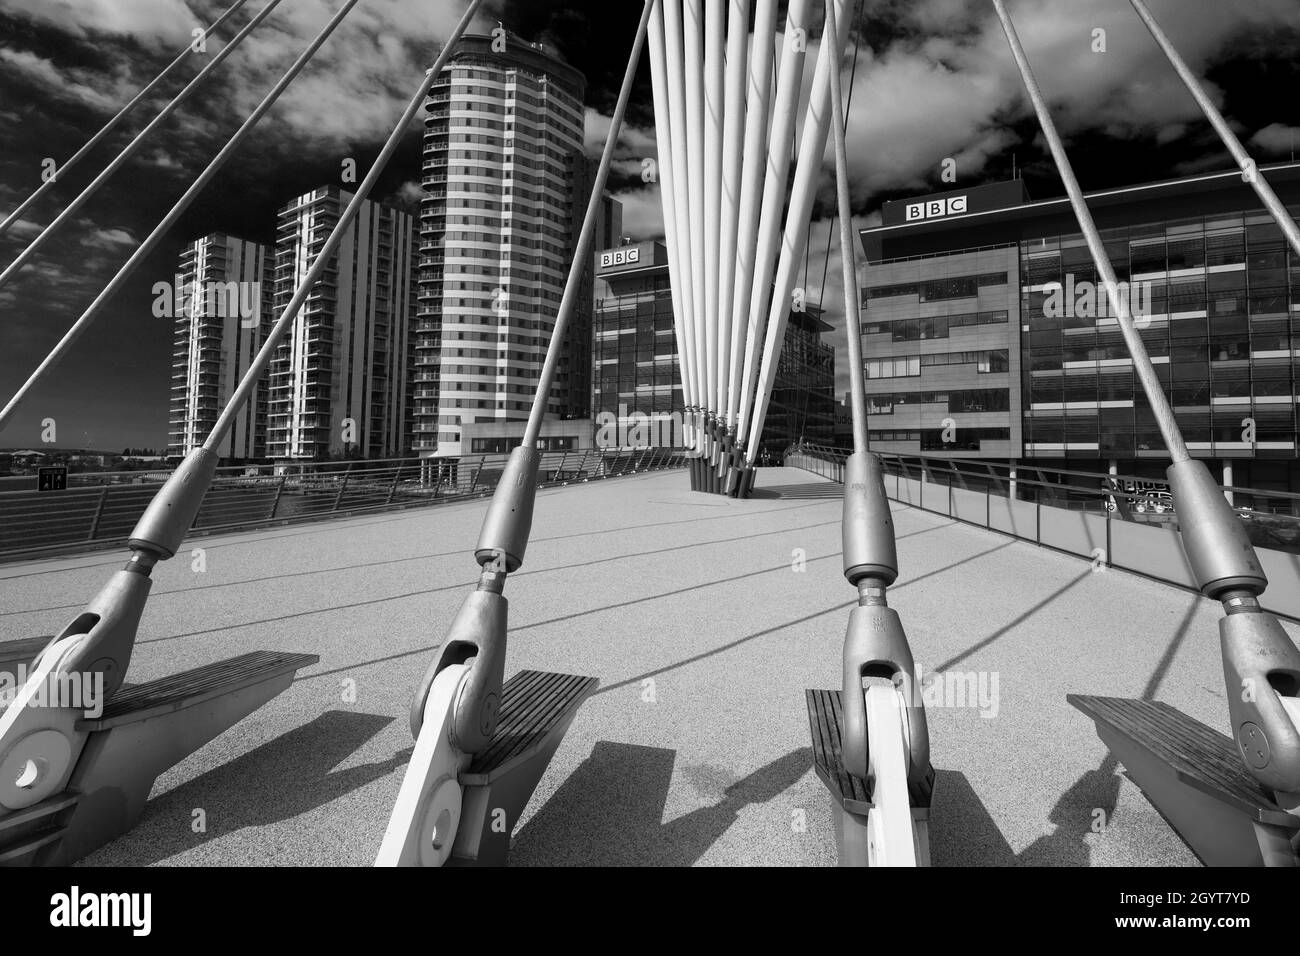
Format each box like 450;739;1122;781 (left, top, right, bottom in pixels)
1;0;1298;450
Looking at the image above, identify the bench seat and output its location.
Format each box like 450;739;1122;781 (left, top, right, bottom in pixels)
806;688;933;815
464;669;598;785
1068;694;1297;829
79;650;318;731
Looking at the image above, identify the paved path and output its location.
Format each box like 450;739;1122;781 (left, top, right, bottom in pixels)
3;465;1287;866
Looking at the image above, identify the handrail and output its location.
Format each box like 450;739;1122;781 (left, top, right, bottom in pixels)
0;447;686;562
784;444;1300;554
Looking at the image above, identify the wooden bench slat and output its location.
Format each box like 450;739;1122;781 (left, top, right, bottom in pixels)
80;650;319;730
0;636;53;663
1068;694;1297;827
472;671;594;771
465;669;597;780
808;688;934;812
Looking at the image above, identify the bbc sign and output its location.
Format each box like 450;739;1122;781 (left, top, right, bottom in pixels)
598;247;640;269
905;194;968;222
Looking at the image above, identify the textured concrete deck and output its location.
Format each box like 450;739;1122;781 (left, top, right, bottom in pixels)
3;465;1290;866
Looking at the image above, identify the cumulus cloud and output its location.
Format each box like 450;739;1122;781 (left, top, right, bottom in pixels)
1250;123;1300;157
612;185;664;240
583;107;657;158
0;0;200;43
82;227;138;249
0;48;130;113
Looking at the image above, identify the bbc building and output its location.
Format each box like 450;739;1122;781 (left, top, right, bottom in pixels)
857;162;1300;495
594;240;836;455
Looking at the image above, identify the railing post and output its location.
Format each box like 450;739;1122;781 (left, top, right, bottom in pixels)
555;450;568;480
268;474;287;519
332;471;350;512
87;484;109;540
468;456;484;494
386;465;401;504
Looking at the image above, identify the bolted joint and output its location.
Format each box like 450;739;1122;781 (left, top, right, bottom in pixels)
1219;610;1300;793
474;445;540;573
409;586;508;753
1166;458;1267;599
842;452;899;587
53;567;154;701
127;447;220;560
840;603;931;790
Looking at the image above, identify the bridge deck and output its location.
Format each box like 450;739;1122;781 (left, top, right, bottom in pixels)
3;466;1287;866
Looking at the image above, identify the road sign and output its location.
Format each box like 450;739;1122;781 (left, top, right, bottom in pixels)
37;466;68;492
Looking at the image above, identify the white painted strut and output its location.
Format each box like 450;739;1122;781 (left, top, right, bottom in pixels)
725;0;779;430
648;2;695;446
662;0;703;448
683;0;708;439
716;0;752;427
864;683;920;867
746;0;851;462
734;0;813;449
375;664;471;866
703;0;725;418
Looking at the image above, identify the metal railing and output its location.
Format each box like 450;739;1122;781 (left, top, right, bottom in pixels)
784;441;1300;619
784;441;1300;553
0;445;686;563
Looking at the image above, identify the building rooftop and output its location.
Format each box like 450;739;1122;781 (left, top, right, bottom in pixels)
861;161;1300;262
1;466;1276;865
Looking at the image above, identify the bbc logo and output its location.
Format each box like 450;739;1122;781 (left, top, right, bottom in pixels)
905;195;968;222
598;247;640;268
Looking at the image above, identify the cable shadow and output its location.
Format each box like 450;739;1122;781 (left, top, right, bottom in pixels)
928;769;1018;866
1;499;833;615
1018;595;1203;866
508;741;811;866
295;520;964;683
934;568;1092;672
0;492;827;593
80;710;404;867
136;516;840;647
595;539;1015;697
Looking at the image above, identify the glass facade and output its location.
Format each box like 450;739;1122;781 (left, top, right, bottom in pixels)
858;164;1300;489
761;308;837;457
593;240;836;453
1022;211;1300;460
593;243;684;445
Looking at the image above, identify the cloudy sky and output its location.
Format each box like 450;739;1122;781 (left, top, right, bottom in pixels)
1;0;1298;449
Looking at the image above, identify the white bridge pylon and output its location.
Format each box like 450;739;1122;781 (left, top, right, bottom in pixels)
648;0;852;473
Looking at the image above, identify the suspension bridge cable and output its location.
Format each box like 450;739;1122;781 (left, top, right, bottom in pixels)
714;0;750;429
524;0;655;448
817;0;864;309
0;0;360;433
725;0;780;430
1128;0;1300;261
735;0;815;446
825;0;868;453
0;0;286;292
744;0;851;459
207;0;489;452
0;0;254;240
992;0;1188;462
